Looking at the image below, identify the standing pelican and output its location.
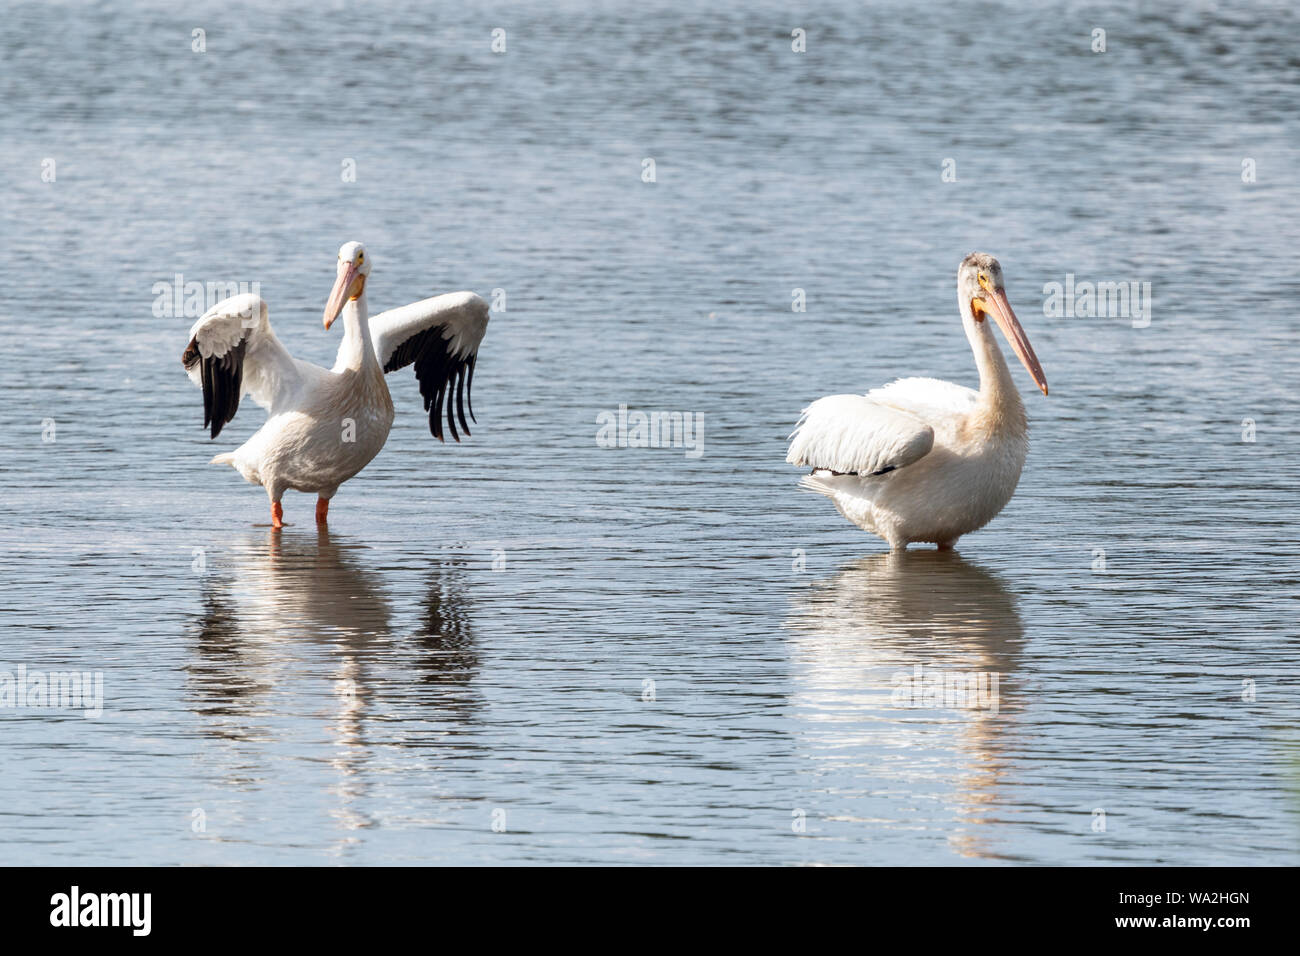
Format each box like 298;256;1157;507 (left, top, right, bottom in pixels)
182;241;489;527
786;253;1048;551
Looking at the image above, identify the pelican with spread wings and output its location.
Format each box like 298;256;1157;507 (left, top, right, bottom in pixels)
182;241;489;527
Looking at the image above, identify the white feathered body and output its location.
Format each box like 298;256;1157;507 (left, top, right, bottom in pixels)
218;362;396;501
788;376;1028;549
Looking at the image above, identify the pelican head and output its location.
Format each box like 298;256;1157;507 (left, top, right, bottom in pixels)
324;241;372;329
958;252;1048;396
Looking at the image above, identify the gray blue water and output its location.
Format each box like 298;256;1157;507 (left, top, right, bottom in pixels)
1;0;1298;864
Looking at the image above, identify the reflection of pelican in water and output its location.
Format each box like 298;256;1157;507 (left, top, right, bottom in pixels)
190;529;383;725
234;527;393;638
188;529;481;850
785;551;1024;860
412;570;479;699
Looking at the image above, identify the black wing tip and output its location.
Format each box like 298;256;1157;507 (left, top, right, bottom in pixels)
453;364;470;438
410;331;478;445
466;356;477;424
194;339;245;442
446;374;461;443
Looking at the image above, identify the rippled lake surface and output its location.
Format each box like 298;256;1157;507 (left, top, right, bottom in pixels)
2;0;1299;865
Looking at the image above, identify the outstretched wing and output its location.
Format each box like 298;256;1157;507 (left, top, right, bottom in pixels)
786;393;935;477
369;291;490;442
181;293;300;439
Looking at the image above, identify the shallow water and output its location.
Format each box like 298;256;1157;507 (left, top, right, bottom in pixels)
1;0;1299;864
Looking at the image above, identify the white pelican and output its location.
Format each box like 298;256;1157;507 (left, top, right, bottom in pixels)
786;253;1047;551
182;241;489;527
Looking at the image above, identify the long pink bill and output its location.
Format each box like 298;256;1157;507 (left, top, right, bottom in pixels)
987;288;1048;396
323;260;361;329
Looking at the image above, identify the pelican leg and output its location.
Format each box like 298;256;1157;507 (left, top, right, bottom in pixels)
315;497;330;525
271;501;284;529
